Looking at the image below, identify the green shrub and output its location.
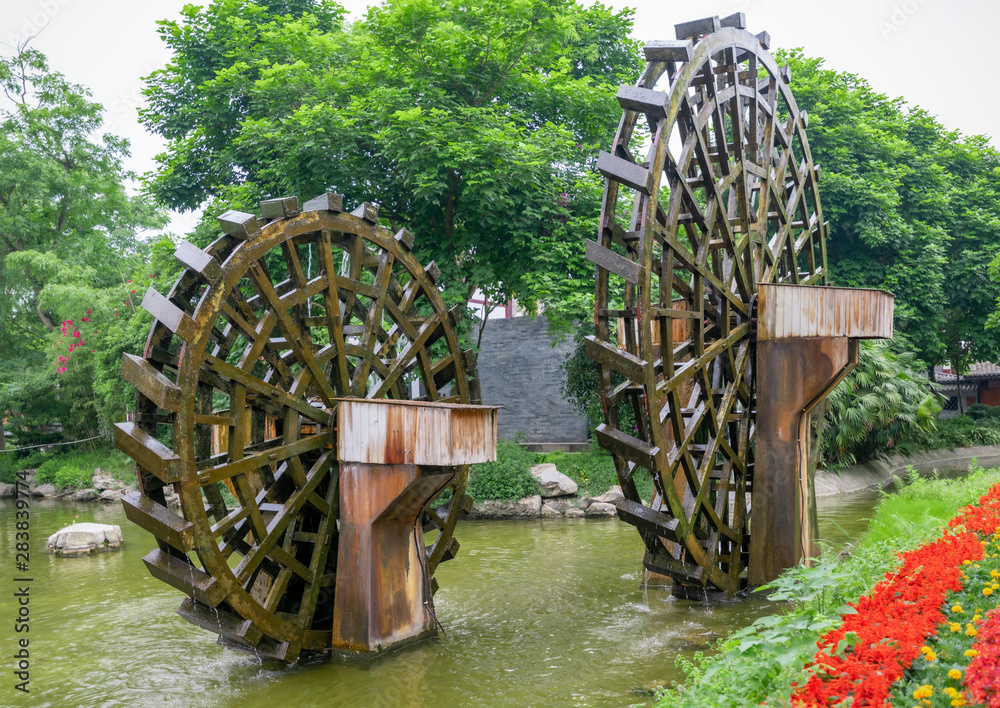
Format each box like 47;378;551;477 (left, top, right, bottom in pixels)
0;455;15;484
536;445;655;501
467;438;539;501
821;342;938;467
987;405;1000;419
966;403;991;420
16;451;47;471
29;445;137;490
897;414;1000;453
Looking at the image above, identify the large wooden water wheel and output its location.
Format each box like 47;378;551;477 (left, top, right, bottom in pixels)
586;14;828;598
115;195;478;660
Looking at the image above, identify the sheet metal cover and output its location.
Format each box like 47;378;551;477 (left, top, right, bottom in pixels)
757;283;894;341
336;398;500;466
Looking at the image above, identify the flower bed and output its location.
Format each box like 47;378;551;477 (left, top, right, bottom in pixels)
791;482;1000;707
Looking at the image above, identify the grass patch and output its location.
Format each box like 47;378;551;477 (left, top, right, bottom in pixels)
13;445;137;490
467;438;539;501
655;463;1000;708
537;445;655;501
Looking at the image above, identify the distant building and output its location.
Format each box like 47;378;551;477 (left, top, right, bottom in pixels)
934;362;1000;413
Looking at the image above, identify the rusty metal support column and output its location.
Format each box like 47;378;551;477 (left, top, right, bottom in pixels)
331;398;500;654
331;463;453;653
749;337;859;588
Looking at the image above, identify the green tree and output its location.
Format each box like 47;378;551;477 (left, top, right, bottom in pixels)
779;50;1000;371
141;0;640;326
0;45;166;442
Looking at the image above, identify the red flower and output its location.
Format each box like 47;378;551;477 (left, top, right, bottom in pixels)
85;309;92;315
966;607;1000;706
81;317;90;322
790;488;1000;708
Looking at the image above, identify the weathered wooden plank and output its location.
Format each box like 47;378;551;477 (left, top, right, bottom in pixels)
597;151;654;195
121;354;181;412
259;196;300;219
674;15;720;39
114;422;181;484
143;548;225;606
217;210;261;239
594;424;659;470
351;202;378;223
121;491;194;551
616;85;670;119
174;240;222;284
616;499;680;543
643;549;704;583
395;227;415;250
141;288;198;342
585;239;643;284
720;11;746;28
643;39;693;63
303;192;344;213
424;260;441;284
584;335;647;382
177;598;254;645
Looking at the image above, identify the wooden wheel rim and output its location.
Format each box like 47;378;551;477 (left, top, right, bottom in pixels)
590;18;828;594
123;200;474;658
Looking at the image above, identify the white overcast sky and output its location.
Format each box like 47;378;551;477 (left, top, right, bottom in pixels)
2;0;995;236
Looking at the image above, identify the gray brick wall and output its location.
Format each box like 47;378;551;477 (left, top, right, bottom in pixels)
476;316;589;443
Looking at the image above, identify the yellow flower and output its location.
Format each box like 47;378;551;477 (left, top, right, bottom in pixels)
965;649;979;657
949;668;962;680
963;560;973;565
950;622;962;632
993;582;999;589
913;685;934;699
991;570;999;578
984;587;993;596
974;614;983;622
967;626;978;637
945;687;958;698
953;604;964;613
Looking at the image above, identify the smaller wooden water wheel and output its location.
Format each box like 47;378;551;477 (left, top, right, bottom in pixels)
586;14;828;598
115;194;478;660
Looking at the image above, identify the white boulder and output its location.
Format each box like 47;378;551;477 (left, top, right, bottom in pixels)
591;487;625;505
585;501;618;518
47;523;123;557
529;463;578;498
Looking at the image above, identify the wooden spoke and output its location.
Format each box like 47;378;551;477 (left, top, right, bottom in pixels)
115;195;479;660
589;17;827;598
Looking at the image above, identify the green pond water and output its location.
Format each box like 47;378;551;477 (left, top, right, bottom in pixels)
0;492;878;708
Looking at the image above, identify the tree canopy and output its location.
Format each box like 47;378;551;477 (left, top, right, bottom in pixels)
779;50;1000;371
141;0;640;324
0;45;166;442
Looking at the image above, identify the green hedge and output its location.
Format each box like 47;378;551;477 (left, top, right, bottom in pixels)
466;438;539;501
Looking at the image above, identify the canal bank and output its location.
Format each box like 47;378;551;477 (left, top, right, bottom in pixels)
815;444;1000;497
